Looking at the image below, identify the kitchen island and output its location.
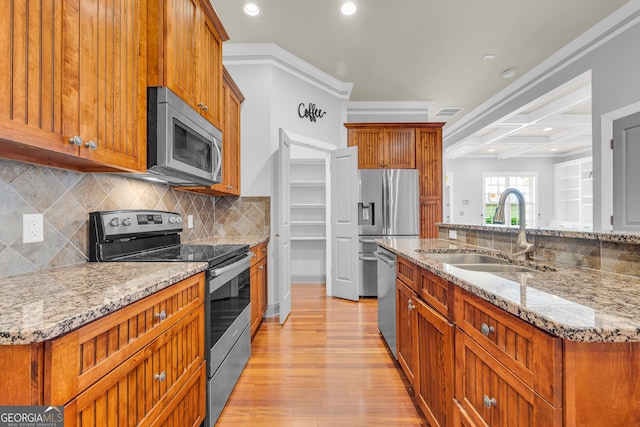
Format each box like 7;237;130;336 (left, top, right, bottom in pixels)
378;237;640;427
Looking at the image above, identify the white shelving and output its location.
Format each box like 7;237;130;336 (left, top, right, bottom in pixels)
552;156;592;230
289;159;327;283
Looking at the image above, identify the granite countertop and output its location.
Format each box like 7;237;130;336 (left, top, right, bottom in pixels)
377;237;640;343
437;222;640;244
0;262;208;345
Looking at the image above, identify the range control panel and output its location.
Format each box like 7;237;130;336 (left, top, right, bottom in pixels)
91;210;183;239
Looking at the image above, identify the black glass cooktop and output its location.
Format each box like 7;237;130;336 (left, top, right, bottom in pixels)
112;243;248;267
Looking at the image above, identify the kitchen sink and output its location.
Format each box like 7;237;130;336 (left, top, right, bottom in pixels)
452;264;535;273
422;252;509;265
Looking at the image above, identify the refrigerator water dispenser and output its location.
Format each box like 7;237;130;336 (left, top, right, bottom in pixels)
358;202;375;226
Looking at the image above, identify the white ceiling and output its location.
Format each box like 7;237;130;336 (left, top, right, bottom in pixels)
210;0;628;158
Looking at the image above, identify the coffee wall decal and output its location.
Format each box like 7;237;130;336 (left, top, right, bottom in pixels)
298;102;327;122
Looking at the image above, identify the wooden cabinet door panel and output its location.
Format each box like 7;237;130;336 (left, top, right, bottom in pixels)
0;1;69;154
384;128;415;168
348;128;384;168
416;297;454;427
455;330;561;427
420;198;442;239
198;12;223;129
153;362;206;427
62;0;146;171
164;0;199;109
210;70;242;195
396;280;418;387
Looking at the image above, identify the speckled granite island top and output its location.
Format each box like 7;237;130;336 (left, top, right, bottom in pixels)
377;238;640;343
0;262;208;345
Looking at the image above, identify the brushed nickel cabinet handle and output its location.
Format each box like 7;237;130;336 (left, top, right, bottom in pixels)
69;136;83;146
481;323;495;336
483;395;497;408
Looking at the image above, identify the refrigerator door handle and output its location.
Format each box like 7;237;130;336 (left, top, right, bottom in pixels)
382;170;388;234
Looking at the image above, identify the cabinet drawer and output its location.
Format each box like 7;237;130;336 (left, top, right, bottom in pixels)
63;307;204;426
250;242;267;267
396;256;417;292
453;287;562;406
455;329;562;427
45;273;205;405
418;267;452;317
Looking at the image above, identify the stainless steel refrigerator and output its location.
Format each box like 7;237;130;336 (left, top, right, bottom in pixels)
358;169;419;297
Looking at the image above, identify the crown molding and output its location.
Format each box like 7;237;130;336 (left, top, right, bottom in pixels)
223;42;353;99
444;0;640;146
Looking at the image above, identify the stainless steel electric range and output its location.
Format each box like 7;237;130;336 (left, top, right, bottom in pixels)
89;209;251;426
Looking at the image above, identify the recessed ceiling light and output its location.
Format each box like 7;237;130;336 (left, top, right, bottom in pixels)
501;68;516;79
488;149;496;153
550;148;558;152
243;2;260;16
481;54;496;61
543;127;553;132
341;2;357;16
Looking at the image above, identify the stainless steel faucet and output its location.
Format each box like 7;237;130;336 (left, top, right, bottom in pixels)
493;188;536;258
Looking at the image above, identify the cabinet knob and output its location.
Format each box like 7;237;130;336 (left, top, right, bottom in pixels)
226;185;233;189
84;140;98;150
69;136;83;146
482;395;497;409
197;102;204;109
203;105;209;111
408;298;416;311
480;323;495;336
154;371;167;382
155;310;167;321
258;265;264;270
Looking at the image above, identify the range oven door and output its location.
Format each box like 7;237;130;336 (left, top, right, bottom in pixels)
205;251;252;426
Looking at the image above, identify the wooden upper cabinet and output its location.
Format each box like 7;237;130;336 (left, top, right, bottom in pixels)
62;0;147;172
384;128;416;168
177;68;244;196
346;124;414;169
416;127;443;238
347;127;384;168
150;0;228;130
0;0;146;173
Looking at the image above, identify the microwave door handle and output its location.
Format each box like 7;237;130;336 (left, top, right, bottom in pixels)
213;140;222;180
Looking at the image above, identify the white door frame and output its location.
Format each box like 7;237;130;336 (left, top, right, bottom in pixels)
275;130;337;299
600;100;640;231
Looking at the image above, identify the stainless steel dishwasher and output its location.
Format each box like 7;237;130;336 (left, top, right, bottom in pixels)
375;246;397;358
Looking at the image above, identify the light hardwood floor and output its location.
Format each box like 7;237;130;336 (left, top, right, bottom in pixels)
216;284;428;426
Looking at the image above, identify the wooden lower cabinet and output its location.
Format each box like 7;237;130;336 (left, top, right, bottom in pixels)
250;241;268;337
396;280;418;389
0;273;206;426
455;329;561;427
64;308;204;426
415;295;454;427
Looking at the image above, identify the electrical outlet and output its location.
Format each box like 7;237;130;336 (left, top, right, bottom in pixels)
449;230;457;240
187;215;194;229
23;214;44;243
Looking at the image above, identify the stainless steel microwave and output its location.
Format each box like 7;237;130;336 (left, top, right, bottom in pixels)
141;86;222;186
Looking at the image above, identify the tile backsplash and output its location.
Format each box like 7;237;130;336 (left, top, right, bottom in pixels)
0;159;269;279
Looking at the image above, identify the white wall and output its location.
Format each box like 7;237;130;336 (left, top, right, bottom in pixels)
224;44;351;314
444;3;640;230
445;157;555;227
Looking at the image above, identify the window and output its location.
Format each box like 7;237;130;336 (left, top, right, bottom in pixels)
483;173;537;227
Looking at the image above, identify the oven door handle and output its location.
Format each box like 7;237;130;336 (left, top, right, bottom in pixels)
210;253;252;278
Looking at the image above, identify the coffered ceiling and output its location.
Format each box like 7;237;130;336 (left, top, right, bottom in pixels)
210;0;629;158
